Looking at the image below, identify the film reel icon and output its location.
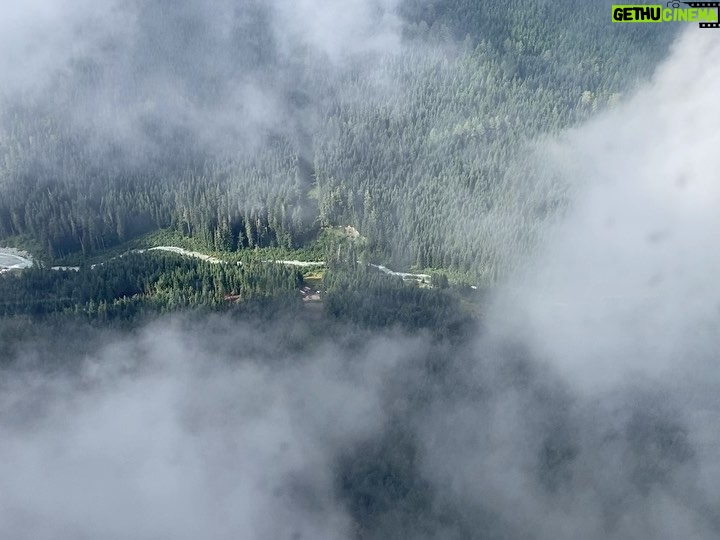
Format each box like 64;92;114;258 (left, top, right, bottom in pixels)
670;1;720;27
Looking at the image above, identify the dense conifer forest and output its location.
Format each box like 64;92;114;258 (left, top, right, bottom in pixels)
0;1;676;286
3;2;720;539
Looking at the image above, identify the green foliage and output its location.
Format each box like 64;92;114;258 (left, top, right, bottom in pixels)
430;273;449;289
0;1;678;283
323;264;477;337
0;252;302;321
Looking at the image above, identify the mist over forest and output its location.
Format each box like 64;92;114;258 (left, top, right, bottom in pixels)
0;0;676;274
1;1;719;539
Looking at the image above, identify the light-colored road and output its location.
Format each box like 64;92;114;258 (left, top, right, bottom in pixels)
3;244;437;285
263;259;325;267
146;248;324;268
369;264;431;281
0;248;34;272
146;246;223;264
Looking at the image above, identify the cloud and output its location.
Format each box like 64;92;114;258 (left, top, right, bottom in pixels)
0;0;406;163
270;0;402;64
2;20;720;540
0;319;423;540
492;27;720;393
403;26;720;539
0;0;130;97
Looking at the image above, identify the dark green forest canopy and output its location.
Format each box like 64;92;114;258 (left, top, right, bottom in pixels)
0;1;678;282
0;250;481;341
0;253;303;321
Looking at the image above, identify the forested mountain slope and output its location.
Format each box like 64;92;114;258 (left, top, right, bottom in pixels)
0;0;677;281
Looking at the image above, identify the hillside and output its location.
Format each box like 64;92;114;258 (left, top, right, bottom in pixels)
0;1;677;282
